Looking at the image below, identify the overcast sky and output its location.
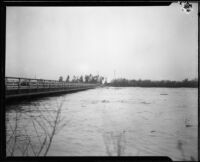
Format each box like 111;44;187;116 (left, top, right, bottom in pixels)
6;3;198;82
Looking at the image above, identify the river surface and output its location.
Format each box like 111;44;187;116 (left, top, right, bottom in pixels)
6;87;198;161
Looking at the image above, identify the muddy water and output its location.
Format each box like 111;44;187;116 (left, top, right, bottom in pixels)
6;87;198;160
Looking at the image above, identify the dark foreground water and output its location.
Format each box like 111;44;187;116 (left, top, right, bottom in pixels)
6;87;198;160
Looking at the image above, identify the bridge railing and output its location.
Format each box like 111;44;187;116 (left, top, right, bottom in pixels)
5;77;99;90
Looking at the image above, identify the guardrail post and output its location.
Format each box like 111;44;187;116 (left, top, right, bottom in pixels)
29;79;31;89
18;78;21;89
18;78;21;93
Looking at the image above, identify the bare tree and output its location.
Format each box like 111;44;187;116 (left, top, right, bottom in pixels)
6;98;68;156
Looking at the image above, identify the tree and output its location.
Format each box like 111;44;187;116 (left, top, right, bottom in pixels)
85;75;89;83
89;74;93;83
104;78;107;85
65;75;70;82
80;76;83;83
183;78;188;82
72;75;76;83
59;76;63;82
99;76;104;84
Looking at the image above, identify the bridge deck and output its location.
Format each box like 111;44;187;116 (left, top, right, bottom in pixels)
5;77;100;102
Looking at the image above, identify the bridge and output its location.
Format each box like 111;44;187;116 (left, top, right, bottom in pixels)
5;77;100;102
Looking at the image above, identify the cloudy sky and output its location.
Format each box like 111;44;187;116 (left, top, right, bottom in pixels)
6;3;198;82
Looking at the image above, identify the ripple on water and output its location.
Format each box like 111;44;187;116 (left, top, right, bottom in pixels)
6;87;197;160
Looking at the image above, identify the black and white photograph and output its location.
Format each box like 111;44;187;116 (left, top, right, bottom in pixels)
5;2;198;161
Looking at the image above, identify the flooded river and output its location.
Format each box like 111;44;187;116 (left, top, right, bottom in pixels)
6;87;198;161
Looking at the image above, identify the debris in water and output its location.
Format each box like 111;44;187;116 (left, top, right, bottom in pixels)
141;101;150;104
102;100;109;103
160;93;168;95
185;124;192;127
151;130;156;133
185;119;193;127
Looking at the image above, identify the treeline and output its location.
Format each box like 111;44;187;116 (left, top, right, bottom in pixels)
108;78;198;88
58;74;105;84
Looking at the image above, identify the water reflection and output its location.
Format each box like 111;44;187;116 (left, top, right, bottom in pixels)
6;96;68;156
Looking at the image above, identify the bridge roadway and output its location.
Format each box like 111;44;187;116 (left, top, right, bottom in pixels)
5;77;100;102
